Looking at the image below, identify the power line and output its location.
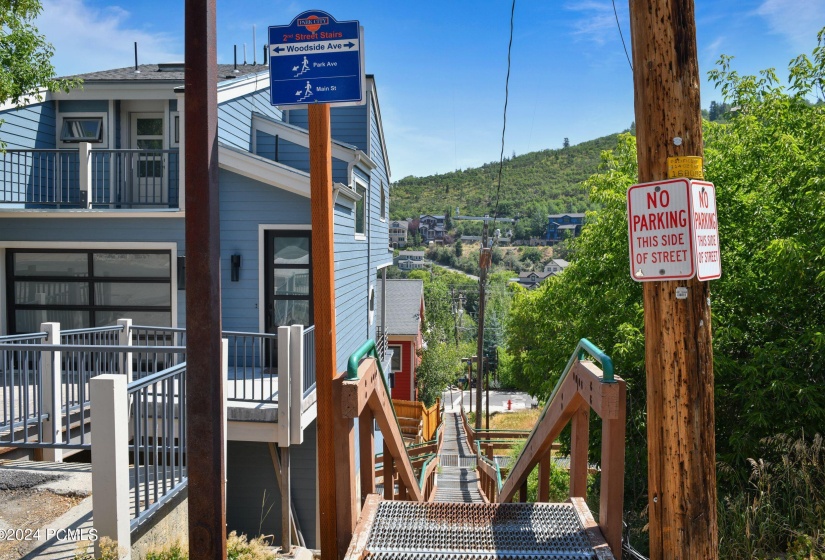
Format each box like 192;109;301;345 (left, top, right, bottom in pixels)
612;0;633;73
490;0;516;237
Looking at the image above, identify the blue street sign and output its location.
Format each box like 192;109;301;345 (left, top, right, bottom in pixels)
269;11;365;107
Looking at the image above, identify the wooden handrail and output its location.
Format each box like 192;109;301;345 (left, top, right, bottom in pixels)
496;359;626;557
337;357;426;502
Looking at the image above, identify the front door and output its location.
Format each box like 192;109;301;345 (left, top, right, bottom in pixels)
264;230;313;335
130;113;165;205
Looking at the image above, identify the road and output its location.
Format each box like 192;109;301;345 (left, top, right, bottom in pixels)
441;387;537;414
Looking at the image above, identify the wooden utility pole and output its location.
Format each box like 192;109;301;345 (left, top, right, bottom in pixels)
184;1;226;559
628;1;718;558
475;221;490;430
309;104;339;559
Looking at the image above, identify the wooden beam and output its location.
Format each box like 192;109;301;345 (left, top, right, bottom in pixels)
339;358;381;419
498;372;584;502
569;404;590;499
538;452;550;502
570;497;615;560
570;361;621;419
359;408;375;504
369;387;423;501
383;441;394;501
332;372;357;558
309;102;338;559
280;447;291;553
599;380;626;557
267;443;304;548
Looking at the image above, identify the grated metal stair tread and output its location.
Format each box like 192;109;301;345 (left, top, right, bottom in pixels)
434;412;485;503
346;500;614;559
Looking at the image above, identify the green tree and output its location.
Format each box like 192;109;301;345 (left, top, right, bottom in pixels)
0;0;78;146
454;239;463;258
505;30;825;554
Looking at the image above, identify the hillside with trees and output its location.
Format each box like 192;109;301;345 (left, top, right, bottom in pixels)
389;133;622;228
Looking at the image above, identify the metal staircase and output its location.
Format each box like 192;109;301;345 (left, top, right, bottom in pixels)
339;339;625;560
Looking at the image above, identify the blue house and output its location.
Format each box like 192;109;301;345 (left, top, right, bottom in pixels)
0;62;394;548
546;212;585;243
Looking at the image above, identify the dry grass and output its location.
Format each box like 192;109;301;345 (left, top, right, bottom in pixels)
467;409;540;431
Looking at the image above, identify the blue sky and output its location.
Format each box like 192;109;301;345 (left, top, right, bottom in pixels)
38;0;825;179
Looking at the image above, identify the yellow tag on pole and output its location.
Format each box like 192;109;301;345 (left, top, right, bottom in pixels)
667;156;704;179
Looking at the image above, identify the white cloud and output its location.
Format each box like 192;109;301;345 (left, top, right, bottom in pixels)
37;0;181;77
756;0;825;53
565;1;616;45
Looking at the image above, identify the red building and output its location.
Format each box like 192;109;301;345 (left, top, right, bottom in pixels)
376;279;425;401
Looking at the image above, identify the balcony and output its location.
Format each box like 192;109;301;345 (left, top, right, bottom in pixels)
0;143;180;210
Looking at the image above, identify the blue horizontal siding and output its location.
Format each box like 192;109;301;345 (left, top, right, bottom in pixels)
218;168;310;333
0;101;56;149
283;106;368;152
218;89;282;151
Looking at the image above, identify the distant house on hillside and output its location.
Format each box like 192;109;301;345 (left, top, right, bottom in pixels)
389;219;409;248
543;259;570;274
419;214;445;244
396;250;428;271
546;213;586;243
515;270;554;289
376;279;425;401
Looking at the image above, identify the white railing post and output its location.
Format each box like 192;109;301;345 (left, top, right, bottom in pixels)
41;322;62;462
222;338;228;483
117;319;133;383
175;91;186;209
289;324;304;445
91;374;131;559
79;142;92;208
277;326;291;446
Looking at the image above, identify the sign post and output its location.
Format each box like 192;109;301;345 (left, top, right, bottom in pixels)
269;10;365;559
629;1;720;556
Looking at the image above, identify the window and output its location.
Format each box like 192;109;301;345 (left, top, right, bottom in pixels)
390;345;402;371
380;181;386;219
171;113;180;147
6;250;172;333
355;183;367;237
60;118;103;143
265;231;313;330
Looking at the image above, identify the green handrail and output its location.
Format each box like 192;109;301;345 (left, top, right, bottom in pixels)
499;338;614;495
574;337;614;382
418;454;438;489
346;338;423;494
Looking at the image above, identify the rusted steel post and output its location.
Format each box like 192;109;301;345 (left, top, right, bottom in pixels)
309;103;340;559
628;1;718;558
184;0;225;558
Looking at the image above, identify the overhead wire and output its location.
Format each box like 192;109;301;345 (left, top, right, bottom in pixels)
612;0;634;73
489;0;516;239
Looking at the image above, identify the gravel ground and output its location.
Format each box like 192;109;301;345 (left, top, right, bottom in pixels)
0;470;63;491
0;468;86;560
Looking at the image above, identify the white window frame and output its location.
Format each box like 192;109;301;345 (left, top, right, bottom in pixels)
57;112;109;148
389;344;402;372
354;178;367;241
